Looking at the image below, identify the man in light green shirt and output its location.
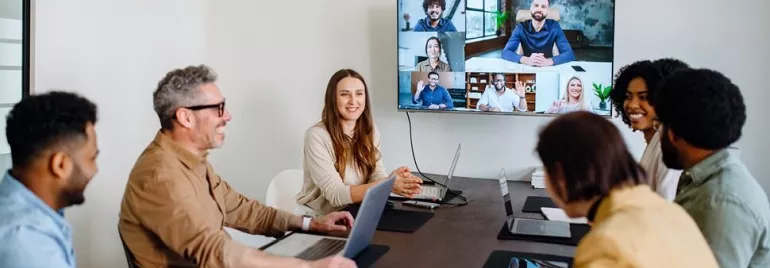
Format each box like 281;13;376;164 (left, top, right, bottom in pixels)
655;68;770;268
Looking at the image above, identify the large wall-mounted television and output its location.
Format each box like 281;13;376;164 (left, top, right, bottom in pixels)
397;0;614;117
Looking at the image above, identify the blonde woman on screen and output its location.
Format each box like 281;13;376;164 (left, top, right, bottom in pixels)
297;69;423;214
547;76;593;114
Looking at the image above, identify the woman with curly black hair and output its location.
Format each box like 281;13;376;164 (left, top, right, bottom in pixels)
610;58;689;200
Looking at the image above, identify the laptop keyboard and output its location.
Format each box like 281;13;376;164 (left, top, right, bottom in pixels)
415;186;441;199
295;238;346;261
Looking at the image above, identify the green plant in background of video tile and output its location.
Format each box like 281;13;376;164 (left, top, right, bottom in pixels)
593;82;611;110
494;10;510;36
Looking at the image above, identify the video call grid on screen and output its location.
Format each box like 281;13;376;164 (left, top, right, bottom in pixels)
397;0;615;117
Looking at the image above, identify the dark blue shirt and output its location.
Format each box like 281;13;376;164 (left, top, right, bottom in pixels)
414;17;457;32
501;19;575;65
413;85;454;108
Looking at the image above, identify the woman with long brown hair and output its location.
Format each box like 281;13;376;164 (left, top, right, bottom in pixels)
296;69;423;214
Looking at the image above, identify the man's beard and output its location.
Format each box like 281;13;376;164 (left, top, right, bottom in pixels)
531;11;545;21
660;127;684;170
495;84;504;91
429;11;441;21
62;164;89;207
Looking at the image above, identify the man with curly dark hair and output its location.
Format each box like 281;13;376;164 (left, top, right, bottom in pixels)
0;91;99;268
609;58;689;200
656;68;770;268
414;0;457;32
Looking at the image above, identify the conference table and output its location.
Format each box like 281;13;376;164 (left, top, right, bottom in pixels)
367;174;576;267
464;57;612;75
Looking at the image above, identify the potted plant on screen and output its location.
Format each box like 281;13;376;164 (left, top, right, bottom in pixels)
592;82;612;110
494;10;510;36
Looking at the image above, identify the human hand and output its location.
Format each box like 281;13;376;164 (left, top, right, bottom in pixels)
428;104;440;109
514;81;526;97
540;57;554;66
310;212;354;233
490;106;501;112
439;104;447;109
391;166;422;198
529;53;547;66
417;80;425;92
520;56;536;66
308;256;357;268
550;100;565;113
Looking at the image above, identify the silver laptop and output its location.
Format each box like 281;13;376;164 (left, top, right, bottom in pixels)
262;176;395;260
498;169;571;238
413;143;461;201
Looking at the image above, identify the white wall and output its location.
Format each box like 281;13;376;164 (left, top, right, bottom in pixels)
33;0;208;267
206;0;770;203
31;0;770;267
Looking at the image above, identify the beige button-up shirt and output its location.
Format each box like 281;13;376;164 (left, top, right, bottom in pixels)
118;131;294;267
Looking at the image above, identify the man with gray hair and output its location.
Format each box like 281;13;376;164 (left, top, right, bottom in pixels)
118;65;357;268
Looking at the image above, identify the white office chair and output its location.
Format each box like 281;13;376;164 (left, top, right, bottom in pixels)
225;169;305;248
265;169;304;212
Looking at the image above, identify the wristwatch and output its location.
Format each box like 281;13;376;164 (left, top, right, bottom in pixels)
301;215;312;232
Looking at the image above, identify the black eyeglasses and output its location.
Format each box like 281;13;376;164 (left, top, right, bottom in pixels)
184;101;226;117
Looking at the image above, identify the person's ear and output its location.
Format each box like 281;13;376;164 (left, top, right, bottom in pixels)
49;151;73;182
174;108;195;129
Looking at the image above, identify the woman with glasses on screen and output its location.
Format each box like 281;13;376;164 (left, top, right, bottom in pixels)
296;69;423;215
546;76;592;114
535;111;717;268
415;36;451;72
609;58;689;201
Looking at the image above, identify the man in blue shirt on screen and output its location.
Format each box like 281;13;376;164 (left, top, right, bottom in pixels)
501;0;575;66
414;0;457;32
0;92;99;268
413;71;454;109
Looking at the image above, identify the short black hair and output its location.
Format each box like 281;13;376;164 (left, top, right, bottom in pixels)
610;59;690;127
655;68;746;150
423;0;446;13
428;71;439;78
652;58;690;77
536;111;646;202
5;91;98;169
425;36;442;56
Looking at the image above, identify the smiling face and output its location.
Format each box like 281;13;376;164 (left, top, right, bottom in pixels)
192;83;231;149
336;76;367;122
428;73;439;87
567;78;583;101
60;123;99;207
494;74;505;90
427;3;443;21
530;0;550;21
426;38;440;60
623;77;657;131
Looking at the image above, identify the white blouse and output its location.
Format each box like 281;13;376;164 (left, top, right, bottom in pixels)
639;128;683;201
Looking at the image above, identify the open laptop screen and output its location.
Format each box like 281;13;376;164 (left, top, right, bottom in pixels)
498;169;514;217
